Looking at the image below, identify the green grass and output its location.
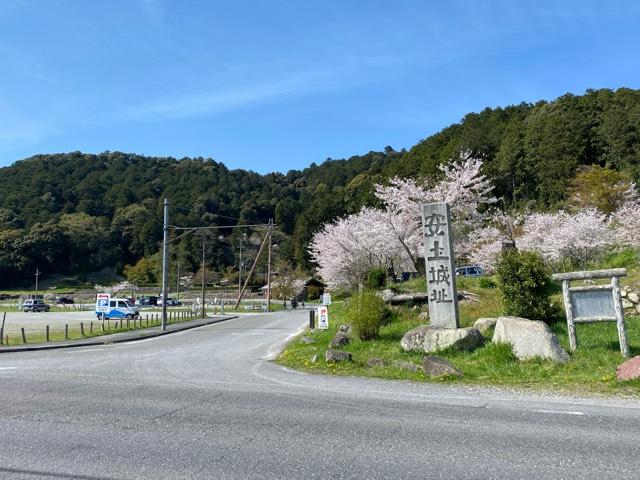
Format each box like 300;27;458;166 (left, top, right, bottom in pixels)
276;279;640;396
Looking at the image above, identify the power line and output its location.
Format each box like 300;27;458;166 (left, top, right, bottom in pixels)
169;204;264;225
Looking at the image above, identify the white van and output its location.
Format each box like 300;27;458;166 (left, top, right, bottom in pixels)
95;294;140;320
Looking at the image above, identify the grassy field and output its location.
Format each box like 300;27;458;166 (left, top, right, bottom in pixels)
276;277;640;396
0;310;200;346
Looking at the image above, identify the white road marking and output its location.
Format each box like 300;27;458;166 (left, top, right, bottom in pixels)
0;366;19;370
531;409;585;416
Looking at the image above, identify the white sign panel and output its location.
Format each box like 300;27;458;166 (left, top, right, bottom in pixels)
96;293;110;313
322;293;332;305
317;305;329;330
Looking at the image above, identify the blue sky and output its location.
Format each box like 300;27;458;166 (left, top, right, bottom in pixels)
1;0;639;173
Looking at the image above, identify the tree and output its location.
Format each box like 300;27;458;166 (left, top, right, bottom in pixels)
567;165;635;214
123;256;159;285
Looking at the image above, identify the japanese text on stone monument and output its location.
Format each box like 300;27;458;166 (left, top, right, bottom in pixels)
422;202;459;328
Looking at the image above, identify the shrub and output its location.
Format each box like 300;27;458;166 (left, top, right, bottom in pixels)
365;267;387;290
496;250;556;321
346;290;388;340
600;248;638;269
478;277;497;289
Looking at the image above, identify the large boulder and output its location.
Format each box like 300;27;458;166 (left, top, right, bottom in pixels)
422;356;463;378
617;356;640;381
400;326;483;353
325;349;352;363
473;318;497;335
492;316;570;363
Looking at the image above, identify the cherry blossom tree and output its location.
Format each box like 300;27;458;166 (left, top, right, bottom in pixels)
309;208;410;289
610;201;640;248
310;152;496;288
374;151;495;270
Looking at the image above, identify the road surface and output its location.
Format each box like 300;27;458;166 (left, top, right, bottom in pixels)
1;310;639;479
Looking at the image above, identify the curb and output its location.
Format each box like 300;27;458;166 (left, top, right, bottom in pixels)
0;315;239;353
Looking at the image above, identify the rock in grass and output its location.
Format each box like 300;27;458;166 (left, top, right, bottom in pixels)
338;324;352;334
473;318;498;336
300;336;317;344
325;349;352;363
492;316;570;363
422;356;463;378
311;354;318;364
400;326;483;353
366;357;385;368
392;360;420;372
330;332;350;347
617;355;640;381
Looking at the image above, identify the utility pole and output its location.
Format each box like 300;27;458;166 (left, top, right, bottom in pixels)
266;220;273;312
176;260;180;301
234;229;269;309
201;240;206;318
161;198;169;331
238;234;243;297
34;268;40;298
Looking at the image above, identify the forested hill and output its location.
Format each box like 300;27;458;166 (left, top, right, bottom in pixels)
1;87;639;285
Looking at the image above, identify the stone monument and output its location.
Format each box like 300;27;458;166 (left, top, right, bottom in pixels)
422;202;459;329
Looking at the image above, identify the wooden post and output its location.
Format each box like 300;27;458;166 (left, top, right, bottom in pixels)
0;312;6;345
64;324;69;340
21;327;26;344
126;317;130;329
90;321;93;334
612;276;630;357
561;280;577;351
46;325;49;342
80;322;85;336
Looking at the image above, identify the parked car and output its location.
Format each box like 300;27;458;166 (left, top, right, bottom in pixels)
156;297;182;307
55;296;74;305
22;299;51;312
95;295;140;320
455;265;484;277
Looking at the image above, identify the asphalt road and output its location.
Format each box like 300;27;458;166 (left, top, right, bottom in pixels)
1;310;639;479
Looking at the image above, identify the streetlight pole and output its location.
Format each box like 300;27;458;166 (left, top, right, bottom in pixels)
161;198;169;331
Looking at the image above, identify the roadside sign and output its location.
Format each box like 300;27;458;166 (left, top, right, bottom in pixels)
322;293;332;305
96;293;110;313
317;305;329;330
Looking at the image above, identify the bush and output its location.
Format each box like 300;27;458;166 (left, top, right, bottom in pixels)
346;291;388;340
478;277;497;289
365;267;387;290
600;248;638;269
496;250;556;321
